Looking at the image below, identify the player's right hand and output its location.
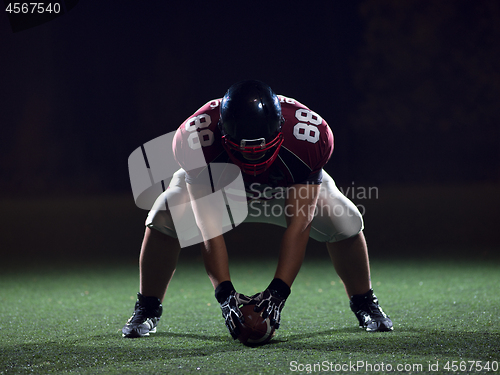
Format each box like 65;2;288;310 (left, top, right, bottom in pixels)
219;291;251;339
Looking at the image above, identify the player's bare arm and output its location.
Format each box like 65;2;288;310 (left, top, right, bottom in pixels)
186;179;252;338
275;183;320;287
186;181;231;289
251;183;320;330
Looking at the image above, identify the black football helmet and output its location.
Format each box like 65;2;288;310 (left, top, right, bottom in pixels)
219;80;284;176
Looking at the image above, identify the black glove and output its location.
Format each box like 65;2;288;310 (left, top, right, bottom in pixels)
216;281;251;339
251;278;291;329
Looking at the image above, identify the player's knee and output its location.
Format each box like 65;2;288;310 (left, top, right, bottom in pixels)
145;208;178;239
309;202;364;243
324;203;364;243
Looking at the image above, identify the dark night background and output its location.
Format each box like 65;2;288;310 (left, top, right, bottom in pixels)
1;1;499;264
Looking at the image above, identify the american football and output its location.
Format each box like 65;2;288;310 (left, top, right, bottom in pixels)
236;305;275;346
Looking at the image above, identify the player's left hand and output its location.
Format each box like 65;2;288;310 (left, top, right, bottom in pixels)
250;279;291;329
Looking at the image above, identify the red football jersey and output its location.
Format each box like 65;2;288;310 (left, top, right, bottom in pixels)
173;95;334;198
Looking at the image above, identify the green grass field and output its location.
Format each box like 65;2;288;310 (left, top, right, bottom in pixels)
1;257;499;375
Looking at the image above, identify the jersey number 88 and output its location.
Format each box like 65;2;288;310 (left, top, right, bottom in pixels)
293;109;322;144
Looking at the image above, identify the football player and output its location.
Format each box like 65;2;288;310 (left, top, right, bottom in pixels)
122;80;393;339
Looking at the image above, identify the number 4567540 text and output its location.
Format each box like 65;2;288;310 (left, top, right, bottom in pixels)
5;2;61;14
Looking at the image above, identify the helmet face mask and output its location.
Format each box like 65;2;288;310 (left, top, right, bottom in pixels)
219;80;284;176
222;132;284;176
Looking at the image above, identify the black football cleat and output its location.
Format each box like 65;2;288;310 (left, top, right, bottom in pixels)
350;289;393;332
122;293;163;338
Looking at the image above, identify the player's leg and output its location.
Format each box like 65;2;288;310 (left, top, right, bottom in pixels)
308;170;368;296
310;170;393;332
326;232;391;331
139;226;181;301
326;231;371;297
123;170;188;338
122;226;180;338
